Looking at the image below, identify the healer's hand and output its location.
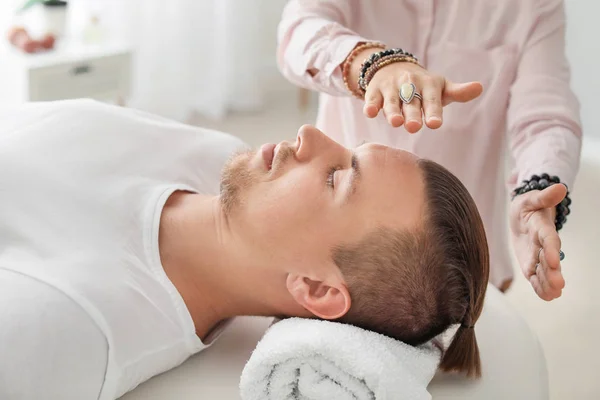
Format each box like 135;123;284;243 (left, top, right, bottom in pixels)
348;48;483;133
510;183;568;301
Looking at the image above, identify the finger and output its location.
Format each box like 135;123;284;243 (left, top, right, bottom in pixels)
442;80;483;106
536;253;564;300
529;273;555;301
523;183;567;211
402;96;423;133
539;226;562;270
540;249;566;291
525;245;539;278
534;264;562;301
363;88;383;119
398;79;423;133
531;258;562;301
381;86;404;127
545;268;566;295
421;76;444;129
536;263;553;297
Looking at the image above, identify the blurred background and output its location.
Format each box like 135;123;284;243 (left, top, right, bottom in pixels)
0;1;598;399
0;0;597;142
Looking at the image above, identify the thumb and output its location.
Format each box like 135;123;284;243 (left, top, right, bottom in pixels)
523;184;567;211
442;81;483;106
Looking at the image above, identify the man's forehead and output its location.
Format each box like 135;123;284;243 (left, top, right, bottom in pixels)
350;143;423;195
390;147;419;162
375;146;419;169
357;142;416;156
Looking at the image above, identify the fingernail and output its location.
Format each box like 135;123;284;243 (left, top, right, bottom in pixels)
428;116;442;123
559;250;565;261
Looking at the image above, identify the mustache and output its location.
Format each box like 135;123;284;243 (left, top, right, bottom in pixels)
271;145;295;170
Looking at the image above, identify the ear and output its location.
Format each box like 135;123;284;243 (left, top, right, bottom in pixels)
286;274;351;320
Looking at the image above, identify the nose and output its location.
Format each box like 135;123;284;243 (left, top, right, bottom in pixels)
295;124;341;162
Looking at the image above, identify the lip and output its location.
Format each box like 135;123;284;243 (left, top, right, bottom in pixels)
261;143;277;170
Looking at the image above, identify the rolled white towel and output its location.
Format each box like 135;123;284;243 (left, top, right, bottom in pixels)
239;318;441;400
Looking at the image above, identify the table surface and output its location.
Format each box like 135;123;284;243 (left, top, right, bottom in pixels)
1;39;132;69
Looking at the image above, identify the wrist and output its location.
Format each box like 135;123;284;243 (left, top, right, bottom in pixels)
342;44;421;99
359;52;420;92
511;173;571;231
342;42;386;98
348;48;384;93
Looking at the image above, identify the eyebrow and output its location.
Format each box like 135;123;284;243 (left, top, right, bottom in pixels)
346;152;361;202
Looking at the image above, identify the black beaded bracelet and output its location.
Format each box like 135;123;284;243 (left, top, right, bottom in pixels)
358;48;418;91
511;173;572;231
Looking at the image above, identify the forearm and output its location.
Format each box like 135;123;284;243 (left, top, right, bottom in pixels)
507;0;583;191
507;68;583;190
276;1;374;96
509;123;582;191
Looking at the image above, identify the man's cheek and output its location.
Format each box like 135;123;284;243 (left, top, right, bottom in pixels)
255;196;317;234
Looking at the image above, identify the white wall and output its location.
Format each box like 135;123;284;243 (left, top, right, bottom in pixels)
565;0;600;141
0;1;23;33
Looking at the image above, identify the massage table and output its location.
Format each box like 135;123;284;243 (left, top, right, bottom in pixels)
119;285;548;400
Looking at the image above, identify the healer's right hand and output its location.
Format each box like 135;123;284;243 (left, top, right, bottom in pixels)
347;46;483;134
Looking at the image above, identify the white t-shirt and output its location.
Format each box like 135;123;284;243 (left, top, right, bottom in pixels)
0;99;248;399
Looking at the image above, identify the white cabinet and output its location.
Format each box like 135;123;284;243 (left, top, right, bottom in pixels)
0;41;132;105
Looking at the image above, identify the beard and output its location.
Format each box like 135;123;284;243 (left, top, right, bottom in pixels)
220;150;256;215
219;144;294;215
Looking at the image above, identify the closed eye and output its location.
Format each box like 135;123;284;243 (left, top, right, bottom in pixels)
326;166;341;188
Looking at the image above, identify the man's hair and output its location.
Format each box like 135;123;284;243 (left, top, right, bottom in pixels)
333;158;490;378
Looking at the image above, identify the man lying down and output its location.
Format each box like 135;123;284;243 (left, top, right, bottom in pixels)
0;99;489;399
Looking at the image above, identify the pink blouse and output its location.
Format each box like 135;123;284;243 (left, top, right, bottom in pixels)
277;0;583;286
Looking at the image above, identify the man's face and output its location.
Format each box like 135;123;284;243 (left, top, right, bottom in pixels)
220;125;426;273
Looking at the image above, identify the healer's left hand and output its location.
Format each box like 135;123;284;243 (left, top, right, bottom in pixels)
509;183;568;301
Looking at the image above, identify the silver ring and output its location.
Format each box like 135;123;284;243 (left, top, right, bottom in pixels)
399;82;422;104
538;247;543;262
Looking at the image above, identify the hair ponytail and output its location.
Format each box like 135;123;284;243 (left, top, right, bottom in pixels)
439;324;482;378
439;265;487;378
438;259;488;379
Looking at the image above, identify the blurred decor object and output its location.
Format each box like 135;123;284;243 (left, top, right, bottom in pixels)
83;15;104;45
17;0;68;38
6;26;55;53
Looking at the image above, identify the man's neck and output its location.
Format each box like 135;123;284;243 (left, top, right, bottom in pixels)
157;191;297;340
